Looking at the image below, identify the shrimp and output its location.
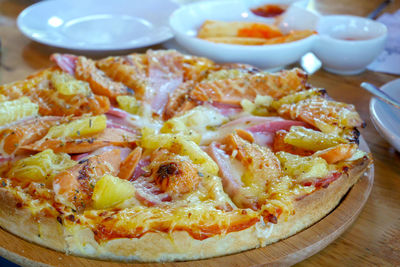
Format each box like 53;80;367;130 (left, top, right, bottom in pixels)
96;54;148;99
189;68;308;105
75;56;132;100
22;128;137;154
53;149;121;211
118;147;142;180
278;97;364;134
0;68;110;116
149;149;201;196
0;116;63;156
314;143;357;164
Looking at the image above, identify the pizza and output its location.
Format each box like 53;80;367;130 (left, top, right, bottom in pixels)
0;50;371;262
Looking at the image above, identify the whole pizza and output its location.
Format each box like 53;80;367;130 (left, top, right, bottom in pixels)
0;50;371;262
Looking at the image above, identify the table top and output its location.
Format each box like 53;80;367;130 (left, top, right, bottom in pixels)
0;0;399;266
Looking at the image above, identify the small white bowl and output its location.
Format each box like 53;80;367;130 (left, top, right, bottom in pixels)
369;79;400;152
169;0;318;70
313;15;387;75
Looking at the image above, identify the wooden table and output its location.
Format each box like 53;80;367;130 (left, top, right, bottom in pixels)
0;0;399;266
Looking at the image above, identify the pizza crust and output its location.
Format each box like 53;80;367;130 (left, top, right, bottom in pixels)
0;188;65;252
0;156;371;262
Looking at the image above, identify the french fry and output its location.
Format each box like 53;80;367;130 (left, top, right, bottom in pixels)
197;20;282;39
262;30;316;45
197;20;315;46
203;37;268;45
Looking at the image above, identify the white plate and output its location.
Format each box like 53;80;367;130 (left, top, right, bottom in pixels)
369;79;400;152
17;0;179;50
169;0;319;70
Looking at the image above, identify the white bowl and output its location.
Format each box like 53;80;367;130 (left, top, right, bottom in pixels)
369;79;400;152
313;15;387;75
169;0;319;70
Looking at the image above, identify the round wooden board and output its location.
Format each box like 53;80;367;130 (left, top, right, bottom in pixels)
0;140;374;267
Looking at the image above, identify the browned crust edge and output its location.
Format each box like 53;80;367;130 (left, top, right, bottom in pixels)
0;157;371;262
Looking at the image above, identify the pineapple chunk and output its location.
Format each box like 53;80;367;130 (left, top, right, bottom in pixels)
7;149;76;183
116;95;140;114
0;94;7;102
92;174;136;209
51;71;91;96
240;95;273;115
284;126;347;151
272;88;323;109
142;129;218;175
46;115;106;139
277;151;329;182
0;97;39;126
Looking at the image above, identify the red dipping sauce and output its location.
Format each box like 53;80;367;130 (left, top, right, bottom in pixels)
251;4;286;18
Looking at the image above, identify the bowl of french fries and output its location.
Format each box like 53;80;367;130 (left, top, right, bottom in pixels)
169;0;319;70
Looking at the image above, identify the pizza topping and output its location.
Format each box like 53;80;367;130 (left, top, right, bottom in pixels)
276;151;329;183
0;50;371;248
75;56;132;100
118;147;142;180
23;119;137;154
92;174;136;209
0;97;39;127
6;149;76;184
53;149;122;211
96;54;148;98
0;116;63;156
278;97;363;135
50;53;77;75
147;50;184;115
190;68;308;105
313;143;357;164
149;149;201;196
0;68;111;116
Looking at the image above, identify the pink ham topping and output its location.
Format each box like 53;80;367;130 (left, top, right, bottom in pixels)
131;157;151;181
205;142;242;197
205;142;258;210
106;107;129;118
134;176;171;206
106;113;138;135
147;50;184;115
71;146;132;162
50;54;77;75
247;119;308;147
211;102;242;117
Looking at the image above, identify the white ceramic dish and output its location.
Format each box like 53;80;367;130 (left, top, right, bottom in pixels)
313;15;387;75
17;0;179;51
169;0;319;70
369;79;400;152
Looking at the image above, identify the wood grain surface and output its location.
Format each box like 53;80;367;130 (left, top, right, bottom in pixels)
0;0;400;266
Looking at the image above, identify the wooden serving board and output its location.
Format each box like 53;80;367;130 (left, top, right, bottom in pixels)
0;141;374;267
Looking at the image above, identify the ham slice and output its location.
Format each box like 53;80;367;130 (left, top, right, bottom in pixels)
247;119;308;147
106;113;138;135
205;142;258;210
106;107;129;118
71;146;132;162
50;54;77;75
133;176;171;206
147;50;184;115
206;143;243;197
131;157;151;181
211;102;242;117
